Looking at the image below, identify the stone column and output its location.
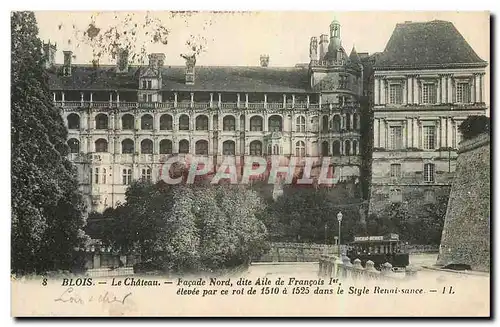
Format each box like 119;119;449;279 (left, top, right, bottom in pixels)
413;77;419;105
263;113;269;132
447;117;453;148
350;113;354;130
402;80;407;104
440;75;448;103
436;79;441;104
116;92;120;105
190;92;194;108
264;94;268;109
80;92;84;105
373;118;379;148
245;93;249;108
218;93;222;108
441;117;447;148
407;118;413;148
209;93;213;108
53;92;56;102
380;79;386;105
374;78;380;105
447;76;453;103
283;94;286;108
412;118;418;148
407;76;413;104
475;74;481;103
109;113;115;130
379;119;386;148
174;92;178;107
61;92;65;105
109;92;113;105
292;94;295;108
470;76;475;103
306;95;310;108
480;74;485;103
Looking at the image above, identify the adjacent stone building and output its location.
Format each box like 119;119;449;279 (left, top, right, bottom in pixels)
46;19;365;212
368;20;488;214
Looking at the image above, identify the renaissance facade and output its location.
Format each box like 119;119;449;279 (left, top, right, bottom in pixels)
45;19;487;213
47;19;364;212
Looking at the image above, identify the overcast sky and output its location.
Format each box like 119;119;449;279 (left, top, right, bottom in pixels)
34;11;489;67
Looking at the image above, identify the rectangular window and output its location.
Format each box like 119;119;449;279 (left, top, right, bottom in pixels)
389;126;403;150
456;82;470;103
94;167;99;184
422;83;437;104
122;169;132;185
424;163;435;182
423;126;436;150
338;75;348;89
147;94;153;102
141;168;152;182
142;94;147;102
142;80;147;89
389;84;403;104
147;80;152;89
390;164;401;178
101;168;107;184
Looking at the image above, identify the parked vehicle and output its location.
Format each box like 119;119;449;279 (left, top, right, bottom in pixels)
346;233;409;270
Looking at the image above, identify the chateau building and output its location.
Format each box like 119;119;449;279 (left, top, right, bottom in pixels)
368;20;488;213
46;19;364;212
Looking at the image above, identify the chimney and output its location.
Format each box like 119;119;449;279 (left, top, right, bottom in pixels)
148;53;166;70
309;37;318;61
43;41;56;69
319;34;329;61
182;54;196;85
116;48;129;73
260;54;269;67
63;50;72;76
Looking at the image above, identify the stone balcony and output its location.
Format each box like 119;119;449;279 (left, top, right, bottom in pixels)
55;100;360;111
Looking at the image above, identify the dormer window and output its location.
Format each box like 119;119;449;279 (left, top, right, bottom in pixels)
142;80;147;89
147;80;152;89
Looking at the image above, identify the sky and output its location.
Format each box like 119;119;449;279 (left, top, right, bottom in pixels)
34;11;490;68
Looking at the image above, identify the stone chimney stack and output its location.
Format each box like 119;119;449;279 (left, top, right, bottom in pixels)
260;54;269;67
309;37;318;61
116;48;129;73
319;34;329;61
181;54;196;85
63;50;73;76
148;53;166;70
43;41;57;69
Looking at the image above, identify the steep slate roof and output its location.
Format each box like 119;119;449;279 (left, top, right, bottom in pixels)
48;65;312;93
374;20;488;70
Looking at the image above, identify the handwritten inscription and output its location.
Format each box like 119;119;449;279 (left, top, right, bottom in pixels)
54;287;132;305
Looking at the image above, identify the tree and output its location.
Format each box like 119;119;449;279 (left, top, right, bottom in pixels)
101;181;269;273
11;11;88;274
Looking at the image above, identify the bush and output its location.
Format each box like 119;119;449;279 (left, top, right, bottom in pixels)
458;115;490;141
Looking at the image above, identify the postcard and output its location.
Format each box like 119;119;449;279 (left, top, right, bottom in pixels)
10;10;490;317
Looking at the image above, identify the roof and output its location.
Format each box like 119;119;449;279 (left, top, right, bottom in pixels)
374;20;488;70
47;65;312;93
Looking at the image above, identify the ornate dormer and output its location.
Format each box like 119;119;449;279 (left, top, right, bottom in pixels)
181;53;196;85
138;53;164;102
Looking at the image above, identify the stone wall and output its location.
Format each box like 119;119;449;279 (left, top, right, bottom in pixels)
255;242;341;262
436;133;490;271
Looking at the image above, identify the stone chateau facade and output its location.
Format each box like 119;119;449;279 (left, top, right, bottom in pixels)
44;18;488;214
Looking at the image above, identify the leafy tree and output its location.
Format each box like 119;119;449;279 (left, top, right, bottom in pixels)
11;11;88;274
101;181;269;273
458;115;490;141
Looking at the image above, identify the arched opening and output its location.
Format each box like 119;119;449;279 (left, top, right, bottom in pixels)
332;115;341;132
121;138;134;154
141;114;153;130
250;116;263;131
141;139;153;154
159;139;173;154
322;115;329;132
332;140;341;156
295;140;305;157
95;114;108;130
296;115;306;132
249;140;262;155
223;140;235;155
268;115;283;132
68;138;80;153
344;140;351;155
179;115;190;131
95;138;108;152
195;115;209;131
223;115;236;131
67;113;80;130
179;139;189;154
122;114;135;130
321;141;329;156
160;114;173;130
195;140;209;155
